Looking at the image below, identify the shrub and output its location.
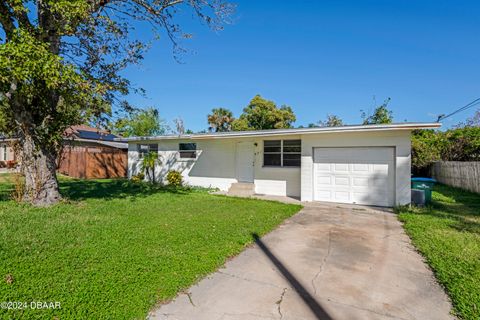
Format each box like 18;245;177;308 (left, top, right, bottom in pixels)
131;173;145;183
166;170;183;187
411;126;480;172
11;173;25;202
411;129;445;170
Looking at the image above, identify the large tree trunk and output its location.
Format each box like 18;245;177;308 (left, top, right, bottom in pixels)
19;134;61;206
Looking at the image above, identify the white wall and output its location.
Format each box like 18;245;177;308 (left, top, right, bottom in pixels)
300;130;411;205
129;139;237;191
0;143;14;162
127;130;411;204
252;135;301;197
127;135;302;197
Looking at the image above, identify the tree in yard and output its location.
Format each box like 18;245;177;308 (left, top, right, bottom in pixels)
207;107;234;132
231;117;250;131
141;151;159;183
0;0;233;205
361;98;394;125
111;107;166;137
411;129;445;172
231;95;296;131
319;114;344;127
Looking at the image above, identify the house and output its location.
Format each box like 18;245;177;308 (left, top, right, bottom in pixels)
58;125;128;179
122;122;440;207
0;136;15;168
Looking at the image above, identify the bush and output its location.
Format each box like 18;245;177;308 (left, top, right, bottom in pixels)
411;127;480;172
10;173;25;202
411;129;445;170
131;173;145;183
166;170;183;187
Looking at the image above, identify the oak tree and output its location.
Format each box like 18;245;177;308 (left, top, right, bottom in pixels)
0;0;233;205
232;95;296;131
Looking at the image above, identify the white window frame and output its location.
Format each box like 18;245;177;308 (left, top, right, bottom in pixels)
263;140;301;167
178;143;197;159
137;143;158;158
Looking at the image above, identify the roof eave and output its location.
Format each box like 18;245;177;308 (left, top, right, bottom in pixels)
118;122;442;142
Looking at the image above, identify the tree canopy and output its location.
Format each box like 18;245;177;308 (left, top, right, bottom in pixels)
0;0;233;205
412;126;480;173
232;95;296;131
361;98;394;125
207;107;235;132
111;107;165;137
319;114;344;127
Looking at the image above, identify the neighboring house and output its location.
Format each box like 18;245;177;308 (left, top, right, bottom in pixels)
59;125;128;179
0;136;15;167
123;122;440;207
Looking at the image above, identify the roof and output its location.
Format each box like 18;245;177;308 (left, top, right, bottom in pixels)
0;126;128;148
119;122;441;142
65;125;124;142
69;138;128;149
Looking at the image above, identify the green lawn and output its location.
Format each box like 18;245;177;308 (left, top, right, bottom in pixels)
0;175;302;319
396;184;480;320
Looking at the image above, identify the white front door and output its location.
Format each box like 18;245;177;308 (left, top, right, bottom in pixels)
313;147;395;207
236;142;254;182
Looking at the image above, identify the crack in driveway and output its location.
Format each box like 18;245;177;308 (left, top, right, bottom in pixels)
275;288;287;319
311;230;332;296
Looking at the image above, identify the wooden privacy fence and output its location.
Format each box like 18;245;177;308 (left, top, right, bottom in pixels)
58;146;127;179
432;161;480;194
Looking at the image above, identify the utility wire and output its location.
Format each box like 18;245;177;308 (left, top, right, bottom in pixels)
437;98;480;122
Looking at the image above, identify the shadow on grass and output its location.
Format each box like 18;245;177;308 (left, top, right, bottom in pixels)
0;176;194;202
419;184;480;235
60;178;192;201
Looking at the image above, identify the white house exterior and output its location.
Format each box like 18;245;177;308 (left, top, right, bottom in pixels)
123;123;440;207
0;139;15;167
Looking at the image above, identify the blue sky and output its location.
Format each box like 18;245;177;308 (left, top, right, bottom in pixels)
123;0;480;131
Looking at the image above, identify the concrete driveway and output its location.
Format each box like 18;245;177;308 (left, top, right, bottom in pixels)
149;202;453;320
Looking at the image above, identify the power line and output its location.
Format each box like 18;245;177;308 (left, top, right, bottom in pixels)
437;98;480;122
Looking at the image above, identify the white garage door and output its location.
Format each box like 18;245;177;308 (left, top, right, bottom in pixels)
313;147;395;207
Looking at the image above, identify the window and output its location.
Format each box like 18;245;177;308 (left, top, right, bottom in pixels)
282;140;301;167
1;145;6;161
263;140;301;167
263;140;281;166
179;143;196;159
137;143;158;158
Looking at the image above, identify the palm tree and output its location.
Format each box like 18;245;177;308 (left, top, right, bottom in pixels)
141;152;159;183
207;108;235;132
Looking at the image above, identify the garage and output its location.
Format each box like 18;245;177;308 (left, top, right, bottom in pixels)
313;147;395;207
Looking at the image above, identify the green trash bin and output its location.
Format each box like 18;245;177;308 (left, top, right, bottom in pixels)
411;177;436;204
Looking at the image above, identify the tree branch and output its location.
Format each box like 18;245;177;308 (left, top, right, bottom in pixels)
0;2;16;40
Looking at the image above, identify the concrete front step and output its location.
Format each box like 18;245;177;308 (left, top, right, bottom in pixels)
228;182;255;196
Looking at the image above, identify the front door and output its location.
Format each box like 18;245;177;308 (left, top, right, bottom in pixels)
236;142;254;182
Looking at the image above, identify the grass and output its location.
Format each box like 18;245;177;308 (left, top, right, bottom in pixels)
396;184;480;320
0;175;302;319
